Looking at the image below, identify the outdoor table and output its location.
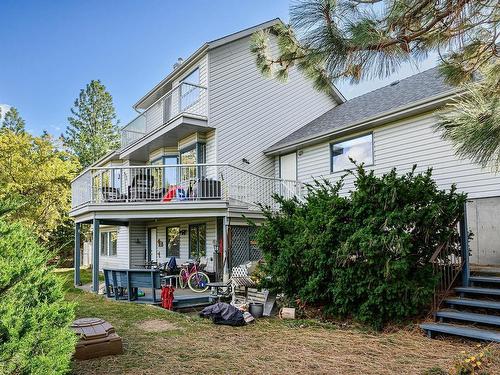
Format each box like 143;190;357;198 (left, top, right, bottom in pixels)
161;275;179;288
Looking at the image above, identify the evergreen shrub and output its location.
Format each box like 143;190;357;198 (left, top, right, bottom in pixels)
255;165;466;329
0;201;76;374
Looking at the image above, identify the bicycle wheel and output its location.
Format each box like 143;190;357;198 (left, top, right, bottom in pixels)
187;271;210;293
178;268;188;289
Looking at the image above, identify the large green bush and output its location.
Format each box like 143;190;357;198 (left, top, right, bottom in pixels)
0;201;76;374
255;165;466;329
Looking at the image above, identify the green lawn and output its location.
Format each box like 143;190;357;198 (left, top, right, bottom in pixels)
59;270;498;375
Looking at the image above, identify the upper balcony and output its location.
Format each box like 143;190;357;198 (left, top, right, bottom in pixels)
120;82;209;159
70;163;304;217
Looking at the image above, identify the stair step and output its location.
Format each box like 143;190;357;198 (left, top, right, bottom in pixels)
436;310;500;326
172;295;211;309
471;265;500;275
420;323;500;342
445;298;500;310
470;276;500;284
455;287;500;296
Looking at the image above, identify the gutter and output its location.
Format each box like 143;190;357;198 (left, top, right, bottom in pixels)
264;89;462;156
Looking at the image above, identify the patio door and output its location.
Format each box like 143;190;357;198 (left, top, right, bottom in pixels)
148;228;157;263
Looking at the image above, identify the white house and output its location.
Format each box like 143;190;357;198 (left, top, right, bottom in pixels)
71;19;498;293
70;19;343;291
265;67;500;268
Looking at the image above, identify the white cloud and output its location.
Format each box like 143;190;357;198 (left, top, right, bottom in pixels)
0;104;11;121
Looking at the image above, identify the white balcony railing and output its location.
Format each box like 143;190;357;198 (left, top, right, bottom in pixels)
121;82;208;148
71;164;304;211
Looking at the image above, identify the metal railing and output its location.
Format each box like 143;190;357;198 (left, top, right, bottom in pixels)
71;163;304;210
429;209;468;313
121;82;208;148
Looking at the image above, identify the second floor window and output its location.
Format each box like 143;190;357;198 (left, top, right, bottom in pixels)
331;133;373;173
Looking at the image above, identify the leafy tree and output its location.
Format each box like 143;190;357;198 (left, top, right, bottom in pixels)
251;1;499;165
1;107;25;134
0;131;79;241
0;198;76;374
255;164;466;329
64;80;120;169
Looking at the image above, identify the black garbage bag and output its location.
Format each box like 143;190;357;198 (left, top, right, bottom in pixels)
199;302;245;326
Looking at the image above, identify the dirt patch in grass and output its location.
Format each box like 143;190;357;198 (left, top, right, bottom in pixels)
137;319;183;333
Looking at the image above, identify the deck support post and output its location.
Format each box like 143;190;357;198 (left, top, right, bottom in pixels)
92;219;100;293
74;222;81;286
460;202;470;287
222;216;229;282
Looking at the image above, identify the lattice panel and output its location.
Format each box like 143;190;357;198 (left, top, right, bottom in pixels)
229;226;262;270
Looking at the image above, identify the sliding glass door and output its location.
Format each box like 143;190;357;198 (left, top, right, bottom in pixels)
151;155;178;190
179;143;206;183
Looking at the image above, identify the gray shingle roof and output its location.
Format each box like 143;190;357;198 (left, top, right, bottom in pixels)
266;67;456;154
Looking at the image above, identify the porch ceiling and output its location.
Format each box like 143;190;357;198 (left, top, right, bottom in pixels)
120;114;212;162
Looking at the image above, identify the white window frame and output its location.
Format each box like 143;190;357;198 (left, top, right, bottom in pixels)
100;231;117;257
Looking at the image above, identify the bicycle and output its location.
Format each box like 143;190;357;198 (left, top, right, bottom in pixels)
179;258;210;293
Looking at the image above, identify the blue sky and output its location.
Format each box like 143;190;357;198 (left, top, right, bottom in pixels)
0;0;438;136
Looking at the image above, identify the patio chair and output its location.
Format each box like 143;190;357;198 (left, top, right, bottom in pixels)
229;265;257;305
101;187;126;202
128;172;155;201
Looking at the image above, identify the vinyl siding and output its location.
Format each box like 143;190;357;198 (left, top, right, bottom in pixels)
149;147;165;162
99;226;129;270
208;35;336;177
178;133;199;150
274;155;280;179
294;112;500;198
205;130;217;179
146;218;217;272
129;222;147;268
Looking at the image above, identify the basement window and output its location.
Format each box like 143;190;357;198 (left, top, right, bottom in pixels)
330;133;373;173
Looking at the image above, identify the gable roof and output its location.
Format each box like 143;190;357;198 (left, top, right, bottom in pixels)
265;67;459;155
134;18;345;109
134;19;282;109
